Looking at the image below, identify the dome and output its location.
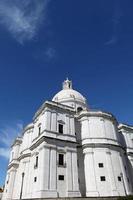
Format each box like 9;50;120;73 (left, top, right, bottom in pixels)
52;79;87;110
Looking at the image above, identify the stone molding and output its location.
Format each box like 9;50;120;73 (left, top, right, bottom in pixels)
118;123;133;132
33;100;75;120
81;143;125;152
11;137;22;147
18;153;31;161
8;159;19;169
76;110;118;125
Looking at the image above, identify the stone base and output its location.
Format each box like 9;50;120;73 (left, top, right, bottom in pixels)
86;191;99;197
67;191;81;197
14;197;120;200
32;190;58;198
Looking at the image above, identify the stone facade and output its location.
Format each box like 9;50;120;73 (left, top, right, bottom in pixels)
2;79;133;200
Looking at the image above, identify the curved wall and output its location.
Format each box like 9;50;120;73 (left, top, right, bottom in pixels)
78;111;131;197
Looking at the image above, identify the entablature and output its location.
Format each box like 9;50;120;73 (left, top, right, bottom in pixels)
76;110;118;125
33;100;75;120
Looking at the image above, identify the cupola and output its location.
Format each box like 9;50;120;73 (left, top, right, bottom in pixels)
52;79;88;111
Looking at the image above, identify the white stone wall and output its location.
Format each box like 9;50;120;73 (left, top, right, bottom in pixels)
78;111;132;197
2;101;133;200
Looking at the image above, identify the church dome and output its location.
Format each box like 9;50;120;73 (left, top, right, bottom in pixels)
52;79;87;110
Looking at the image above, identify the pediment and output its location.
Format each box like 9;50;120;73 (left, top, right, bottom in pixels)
58;120;65;124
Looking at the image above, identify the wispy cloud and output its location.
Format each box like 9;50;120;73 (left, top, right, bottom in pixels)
34;47;57;62
0;0;50;43
0;148;10;159
44;47;56;60
105;0;122;46
0;121;23;159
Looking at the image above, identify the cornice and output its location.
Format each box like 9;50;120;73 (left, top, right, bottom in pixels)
22;123;34;134
33;100;75;120
8;159;19;170
80;137;120;144
76;110;118;124
81;143;125;151
30;135;78;151
118;123;133;132
11;137;22;147
18;153;31;161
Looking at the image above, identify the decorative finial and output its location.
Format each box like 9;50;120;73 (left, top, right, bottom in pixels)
62;78;72;89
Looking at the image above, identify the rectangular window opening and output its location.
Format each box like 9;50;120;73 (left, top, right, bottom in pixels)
59;124;63;134
58;154;64;166
34;177;37;182
118;176;121;181
38;126;41;136
100;176;106;181
98;163;104;168
34;156;38;168
58;175;64;180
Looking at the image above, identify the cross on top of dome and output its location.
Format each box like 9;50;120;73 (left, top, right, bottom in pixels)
63;78;72;90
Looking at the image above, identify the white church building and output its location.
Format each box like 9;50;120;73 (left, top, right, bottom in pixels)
2;79;133;200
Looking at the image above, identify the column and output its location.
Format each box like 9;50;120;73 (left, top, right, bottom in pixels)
44;110;51;130
105;151;118;196
70;117;75;135
49;148;58;197
119;152;130;195
51;112;57;132
39;147;50;191
84;150;99;197
7;168;17;200
65;115;70;135
66;151;73;192
72;152;81;196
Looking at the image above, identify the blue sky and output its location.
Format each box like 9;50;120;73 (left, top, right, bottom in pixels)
0;0;133;186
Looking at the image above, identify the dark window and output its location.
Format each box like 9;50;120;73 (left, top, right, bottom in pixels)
100;176;106;181
77;107;83;112
118;176;121;181
59;124;63;134
35;156;38;168
22;172;25;178
34;177;37;182
77;160;79;167
38;126;41;136
98;163;104;168
58;154;64;166
58;175;64;180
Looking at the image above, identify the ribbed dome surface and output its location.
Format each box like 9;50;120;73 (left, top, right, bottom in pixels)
52;79;87;109
52;88;86;104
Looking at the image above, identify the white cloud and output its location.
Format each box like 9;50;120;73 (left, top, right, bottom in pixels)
0;148;10;159
45;47;56;60
0;0;50;43
0;121;23;159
